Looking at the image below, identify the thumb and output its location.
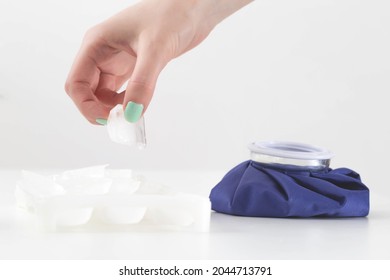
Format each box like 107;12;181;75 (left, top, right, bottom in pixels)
123;48;167;123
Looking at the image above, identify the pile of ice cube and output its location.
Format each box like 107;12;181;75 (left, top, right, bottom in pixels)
15;166;210;232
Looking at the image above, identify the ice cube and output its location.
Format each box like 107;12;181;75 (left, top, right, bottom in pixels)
55;166;112;195
107;104;146;148
15;171;66;211
55;177;112;195
61;165;108;179
105;169;140;194
135;179;175;195
105;169;132;178
17;171;65;198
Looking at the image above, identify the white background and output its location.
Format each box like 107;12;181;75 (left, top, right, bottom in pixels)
1;1;390;265
1;0;390;191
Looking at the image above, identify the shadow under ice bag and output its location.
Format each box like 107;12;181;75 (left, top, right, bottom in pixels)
210;141;369;218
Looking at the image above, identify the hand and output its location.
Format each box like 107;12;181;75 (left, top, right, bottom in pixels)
65;0;253;124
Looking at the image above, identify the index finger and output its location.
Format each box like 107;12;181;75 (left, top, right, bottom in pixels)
65;47;110;124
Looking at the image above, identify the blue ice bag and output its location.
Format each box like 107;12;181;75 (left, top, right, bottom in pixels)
210;141;369;217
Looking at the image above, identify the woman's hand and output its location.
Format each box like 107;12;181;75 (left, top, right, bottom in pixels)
65;0;253;124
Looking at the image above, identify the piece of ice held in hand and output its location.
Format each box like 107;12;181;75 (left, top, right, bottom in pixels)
107;104;146;148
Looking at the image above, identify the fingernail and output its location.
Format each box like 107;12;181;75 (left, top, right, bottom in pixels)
96;118;107;125
124;101;144;123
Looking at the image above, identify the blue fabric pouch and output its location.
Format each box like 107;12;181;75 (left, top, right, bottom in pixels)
210;142;369;218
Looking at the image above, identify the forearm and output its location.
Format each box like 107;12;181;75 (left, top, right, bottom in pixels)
202;0;254;27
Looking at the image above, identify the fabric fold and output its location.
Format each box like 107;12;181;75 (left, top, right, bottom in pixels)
210;160;369;217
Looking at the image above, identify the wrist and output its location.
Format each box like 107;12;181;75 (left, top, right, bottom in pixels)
198;0;254;27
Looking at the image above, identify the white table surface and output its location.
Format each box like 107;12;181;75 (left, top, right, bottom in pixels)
0;169;389;260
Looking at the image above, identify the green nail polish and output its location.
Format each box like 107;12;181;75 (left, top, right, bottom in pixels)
124;101;144;123
96;118;107;125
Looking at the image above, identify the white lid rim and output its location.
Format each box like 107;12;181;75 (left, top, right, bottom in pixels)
248;141;334;161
